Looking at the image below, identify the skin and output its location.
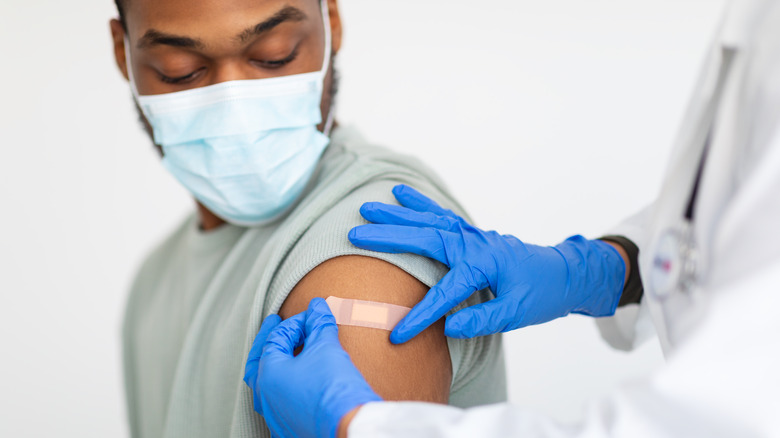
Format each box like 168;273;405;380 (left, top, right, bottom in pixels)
109;0;452;420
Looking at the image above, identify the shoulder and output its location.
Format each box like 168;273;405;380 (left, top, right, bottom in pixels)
262;127;470;310
265;173;461;315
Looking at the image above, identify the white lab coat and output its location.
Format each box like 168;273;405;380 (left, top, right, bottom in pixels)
348;1;780;436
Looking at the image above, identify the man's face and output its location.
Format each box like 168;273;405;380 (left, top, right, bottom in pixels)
110;0;341;135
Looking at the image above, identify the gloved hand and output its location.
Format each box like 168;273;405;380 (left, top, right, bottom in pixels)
348;184;626;344
243;298;382;438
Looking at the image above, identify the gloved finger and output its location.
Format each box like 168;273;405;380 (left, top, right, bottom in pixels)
359;202;461;232
303;298;340;346
444;295;523;338
244;314;283;387
390;264;484;344
349;225;454;266
391;184;461;220
261;312;307;358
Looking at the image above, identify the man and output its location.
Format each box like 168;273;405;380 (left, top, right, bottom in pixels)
109;1;507;437
245;0;780;437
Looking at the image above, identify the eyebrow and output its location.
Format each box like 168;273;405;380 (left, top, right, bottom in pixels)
236;6;308;44
137;29;205;50
136;5;307;51
136;29;205;49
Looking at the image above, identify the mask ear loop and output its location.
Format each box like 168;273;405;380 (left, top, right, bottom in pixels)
319;0;336;137
319;0;332;77
323;102;336;136
123;35;141;99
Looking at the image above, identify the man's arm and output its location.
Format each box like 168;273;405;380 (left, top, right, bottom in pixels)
278;255;452;402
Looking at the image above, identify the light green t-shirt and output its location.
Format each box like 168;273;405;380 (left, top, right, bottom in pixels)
122;126;507;438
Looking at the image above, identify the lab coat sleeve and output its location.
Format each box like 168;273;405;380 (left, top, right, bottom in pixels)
594;205;657;351
348;258;780;438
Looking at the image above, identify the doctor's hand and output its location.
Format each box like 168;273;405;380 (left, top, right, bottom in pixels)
349;184;627;344
243;298;382;438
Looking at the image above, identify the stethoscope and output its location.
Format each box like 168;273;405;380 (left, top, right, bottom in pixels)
649;146;707;299
649;47;736;300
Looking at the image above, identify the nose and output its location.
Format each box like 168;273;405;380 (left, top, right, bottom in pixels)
210;59;275;85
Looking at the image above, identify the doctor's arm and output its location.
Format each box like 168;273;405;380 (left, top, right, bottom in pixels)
346;257;780;438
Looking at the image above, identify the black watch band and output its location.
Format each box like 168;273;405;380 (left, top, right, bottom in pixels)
599;235;643;307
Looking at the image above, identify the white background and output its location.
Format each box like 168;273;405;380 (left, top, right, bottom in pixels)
0;0;728;436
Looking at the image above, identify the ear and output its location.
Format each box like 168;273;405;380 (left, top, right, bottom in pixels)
110;19;129;81
326;0;343;54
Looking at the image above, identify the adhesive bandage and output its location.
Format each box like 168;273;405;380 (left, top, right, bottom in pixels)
325;296;411;331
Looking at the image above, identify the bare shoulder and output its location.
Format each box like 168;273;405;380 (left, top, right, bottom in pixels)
279;255;452;403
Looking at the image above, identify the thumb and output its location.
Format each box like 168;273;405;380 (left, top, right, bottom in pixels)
303;298;340;347
390;264;484;344
261;312;307;358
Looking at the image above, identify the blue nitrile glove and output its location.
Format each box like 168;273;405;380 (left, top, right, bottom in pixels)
243;298;382;438
348;184;626;344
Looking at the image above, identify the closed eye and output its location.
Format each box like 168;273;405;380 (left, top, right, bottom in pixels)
158;67;204;85
253;48;299;69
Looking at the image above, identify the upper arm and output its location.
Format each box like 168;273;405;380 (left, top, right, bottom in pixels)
278;255;452;403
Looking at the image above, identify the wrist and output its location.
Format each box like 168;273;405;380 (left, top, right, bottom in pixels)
329;388;382;438
600;240;629;287
555;235;625;316
337;405;364;438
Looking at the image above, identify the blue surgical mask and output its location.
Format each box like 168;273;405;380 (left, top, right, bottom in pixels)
126;1;333;226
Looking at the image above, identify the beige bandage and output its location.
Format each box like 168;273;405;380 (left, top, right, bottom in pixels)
325;296;411;331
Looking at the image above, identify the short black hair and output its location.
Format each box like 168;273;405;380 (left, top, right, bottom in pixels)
114;0;127;30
